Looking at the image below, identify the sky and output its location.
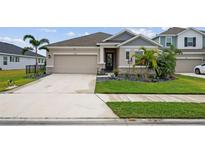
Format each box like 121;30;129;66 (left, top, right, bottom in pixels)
0;27;205;56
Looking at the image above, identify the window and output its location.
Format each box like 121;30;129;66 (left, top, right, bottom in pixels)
15;57;20;62
135;49;144;55
165;36;172;47
3;56;7;65
10;56;15;62
125;51;130;60
185;37;196;47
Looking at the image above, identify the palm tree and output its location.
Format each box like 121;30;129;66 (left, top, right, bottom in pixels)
22;35;49;74
133;47;159;80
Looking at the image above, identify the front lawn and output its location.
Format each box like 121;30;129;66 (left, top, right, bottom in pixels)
95;75;205;94
0;70;36;92
107;102;205;119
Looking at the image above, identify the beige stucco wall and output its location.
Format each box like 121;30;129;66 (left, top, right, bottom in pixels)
118;46;159;68
46;47;101;74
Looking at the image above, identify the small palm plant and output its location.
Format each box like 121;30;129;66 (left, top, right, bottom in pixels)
22;35;49;75
133;47;159;80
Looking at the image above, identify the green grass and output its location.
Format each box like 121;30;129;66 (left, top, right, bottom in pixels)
0;70;36;92
95;75;205;94
107;102;205;119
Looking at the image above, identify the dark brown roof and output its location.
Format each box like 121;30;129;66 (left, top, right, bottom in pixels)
0;42;45;57
160;27;186;35
49;32;112;47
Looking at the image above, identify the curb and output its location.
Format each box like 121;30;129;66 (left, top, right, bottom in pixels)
1;118;205;125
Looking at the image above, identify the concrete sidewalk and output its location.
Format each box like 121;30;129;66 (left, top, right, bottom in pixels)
97;94;205;103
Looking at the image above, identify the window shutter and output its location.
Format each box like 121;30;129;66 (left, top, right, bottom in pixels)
184;37;187;47
193;37;196;47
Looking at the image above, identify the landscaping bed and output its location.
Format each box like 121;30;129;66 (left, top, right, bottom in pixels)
95;75;205;94
107;102;205;119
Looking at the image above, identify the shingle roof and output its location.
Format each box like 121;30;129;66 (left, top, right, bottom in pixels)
0;42;45;57
49;32;112;47
160;27;186;35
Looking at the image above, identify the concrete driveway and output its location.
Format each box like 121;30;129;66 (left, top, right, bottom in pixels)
12;74;96;94
0;74;117;120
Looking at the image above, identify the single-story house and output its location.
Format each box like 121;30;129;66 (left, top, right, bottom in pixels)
0;42;45;70
46;29;162;74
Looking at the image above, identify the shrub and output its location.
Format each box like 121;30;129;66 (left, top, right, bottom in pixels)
156;45;181;78
113;69;119;77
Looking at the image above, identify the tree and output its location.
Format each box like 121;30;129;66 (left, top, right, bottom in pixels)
133;47;159;80
22;35;49;74
156;45;182;78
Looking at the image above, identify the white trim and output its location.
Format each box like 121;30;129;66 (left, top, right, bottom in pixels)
177;27;205;36
48;46;99;49
0;52;45;59
118;65;146;68
96;43;120;45
46;65;54;67
159;34;177;37
159;37;161;44
176;57;203;60
117;34;163;47
102;29;136;42
97;62;105;65
120;46;158;49
182;52;205;55
53;53;98;56
165;36;172;48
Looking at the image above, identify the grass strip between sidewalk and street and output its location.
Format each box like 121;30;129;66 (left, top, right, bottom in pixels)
107;102;205;119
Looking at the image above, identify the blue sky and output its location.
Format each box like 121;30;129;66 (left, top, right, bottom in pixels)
0;27;205;56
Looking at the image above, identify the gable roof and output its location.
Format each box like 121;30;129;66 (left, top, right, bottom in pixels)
158;27;205;36
177;27;205;36
0;42;45;57
102;29;136;42
49;32;112;47
117;34;162;47
160;27;186;35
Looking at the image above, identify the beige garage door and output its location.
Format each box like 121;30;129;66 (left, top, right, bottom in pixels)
176;59;203;73
54;55;97;74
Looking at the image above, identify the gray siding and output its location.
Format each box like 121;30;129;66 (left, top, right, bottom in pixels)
172;36;177;47
110;31;134;41
153;37;159;43
203;36;205;48
158;36;177;48
123;37;155;46
159;36;165;47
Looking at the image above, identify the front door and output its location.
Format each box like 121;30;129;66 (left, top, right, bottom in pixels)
105;53;113;71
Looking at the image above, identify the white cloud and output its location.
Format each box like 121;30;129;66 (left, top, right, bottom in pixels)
66;31;76;37
161;27;169;31
127;28;156;38
0;36;27;47
38;28;57;33
83;32;89;35
66;31;90;38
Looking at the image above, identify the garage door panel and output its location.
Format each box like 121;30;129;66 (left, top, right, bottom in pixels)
54;55;97;74
176;59;202;73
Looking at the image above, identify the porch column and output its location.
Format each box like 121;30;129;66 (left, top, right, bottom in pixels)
100;46;105;64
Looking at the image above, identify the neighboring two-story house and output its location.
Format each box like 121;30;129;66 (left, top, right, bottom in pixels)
0;42;45;70
153;27;205;73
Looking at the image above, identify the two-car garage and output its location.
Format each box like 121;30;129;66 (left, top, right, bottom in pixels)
176;57;203;73
53;54;97;74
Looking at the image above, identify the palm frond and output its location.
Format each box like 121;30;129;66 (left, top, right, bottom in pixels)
38;45;49;52
39;39;49;45
22;47;34;54
23;35;35;41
